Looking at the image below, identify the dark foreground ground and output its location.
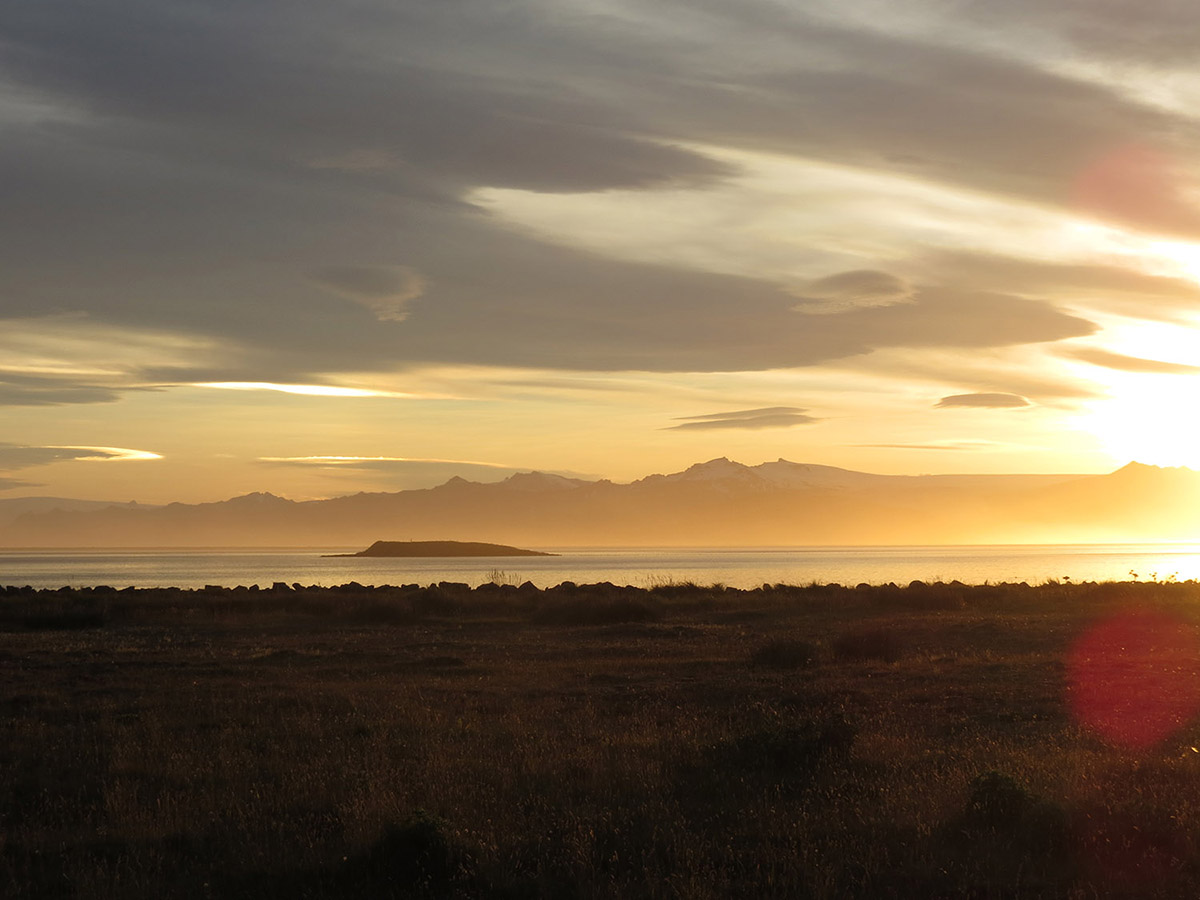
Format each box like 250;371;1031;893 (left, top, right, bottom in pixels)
4;577;1200;898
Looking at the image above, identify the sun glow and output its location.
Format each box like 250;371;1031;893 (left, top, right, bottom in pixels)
1080;384;1200;468
1070;318;1200;468
1075;369;1200;472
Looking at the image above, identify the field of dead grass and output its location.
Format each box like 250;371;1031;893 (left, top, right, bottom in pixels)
4;578;1200;897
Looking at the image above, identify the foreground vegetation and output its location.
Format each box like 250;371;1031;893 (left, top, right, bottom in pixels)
5;577;1200;898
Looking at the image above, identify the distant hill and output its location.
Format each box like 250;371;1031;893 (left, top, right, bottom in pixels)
2;457;1198;547
0;497;152;528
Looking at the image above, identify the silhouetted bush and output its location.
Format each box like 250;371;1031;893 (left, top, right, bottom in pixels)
964;771;1034;830
648;580;713;600
343;810;469;896
946;770;1072;881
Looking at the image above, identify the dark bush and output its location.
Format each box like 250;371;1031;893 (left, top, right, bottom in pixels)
943;770;1072;884
965;771;1034;830
341;809;468;896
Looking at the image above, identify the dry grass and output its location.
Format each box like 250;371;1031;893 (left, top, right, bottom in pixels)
4;579;1200;897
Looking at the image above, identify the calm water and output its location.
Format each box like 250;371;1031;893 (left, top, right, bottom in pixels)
4;545;1200;590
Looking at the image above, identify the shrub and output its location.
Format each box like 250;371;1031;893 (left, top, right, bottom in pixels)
964;771;1034;830
953;770;1070;859
341;810;470;896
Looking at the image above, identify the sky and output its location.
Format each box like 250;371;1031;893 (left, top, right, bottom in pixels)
6;0;1200;503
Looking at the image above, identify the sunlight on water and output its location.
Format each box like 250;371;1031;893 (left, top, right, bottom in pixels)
6;544;1200;590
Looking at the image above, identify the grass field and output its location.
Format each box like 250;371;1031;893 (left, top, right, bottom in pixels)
4;578;1200;898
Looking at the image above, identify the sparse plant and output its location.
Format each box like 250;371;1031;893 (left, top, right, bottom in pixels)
482;568;519;587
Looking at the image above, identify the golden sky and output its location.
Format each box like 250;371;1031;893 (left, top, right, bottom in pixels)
5;0;1200;503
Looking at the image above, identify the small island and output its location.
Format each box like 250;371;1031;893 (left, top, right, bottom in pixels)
326;540;556;558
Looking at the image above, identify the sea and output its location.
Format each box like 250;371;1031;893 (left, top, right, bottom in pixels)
4;544;1200;590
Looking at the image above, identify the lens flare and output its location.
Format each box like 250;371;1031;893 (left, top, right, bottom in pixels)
1067;609;1200;750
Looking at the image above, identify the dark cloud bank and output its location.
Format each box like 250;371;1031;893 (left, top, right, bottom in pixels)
5;0;1193;404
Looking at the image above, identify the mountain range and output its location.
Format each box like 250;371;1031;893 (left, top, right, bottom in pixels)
3;458;1200;547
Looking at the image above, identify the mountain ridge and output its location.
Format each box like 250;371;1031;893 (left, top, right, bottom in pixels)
2;458;1195;547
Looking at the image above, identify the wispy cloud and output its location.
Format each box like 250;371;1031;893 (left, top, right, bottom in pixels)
793;269;914;314
934;393;1032;409
667;407;819;430
194;382;422;399
256;455;593;489
1063;348;1200;374
258;455;513;469
0;444;162;470
857;440;1013;451
311;265;427;322
0;476;39;491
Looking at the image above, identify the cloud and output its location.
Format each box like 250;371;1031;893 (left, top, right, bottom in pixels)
935;393;1032;409
611;5;1195;230
856;440;1009;450
1;3;731;195
667;407;819;430
0;0;1176;395
194;382;423;399
793;270;913;314
954;0;1200;67
0;317;216;406
257;455;593;489
385;262;1096;372
919;251;1200;320
0;444;162;470
0;374;122;407
311;265;427;322
1063;348;1200;374
0;476;39;491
